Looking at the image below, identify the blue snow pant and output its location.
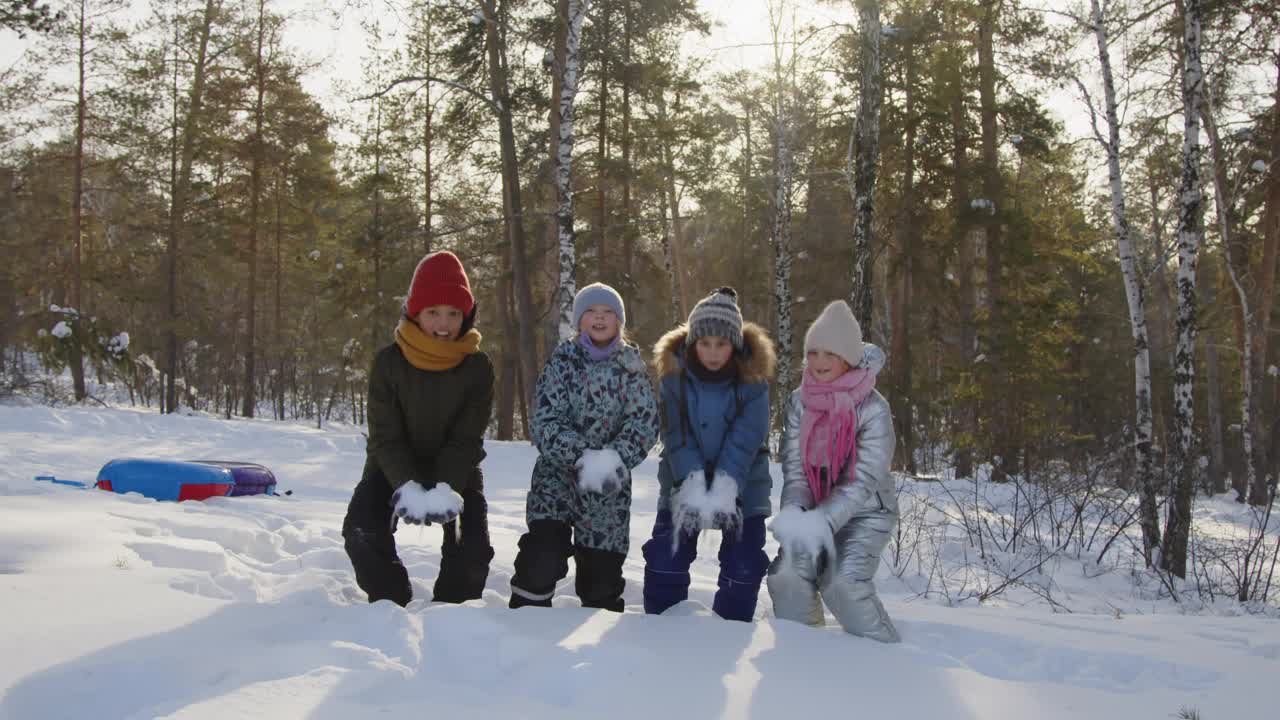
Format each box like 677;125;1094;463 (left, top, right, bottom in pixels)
642;509;769;622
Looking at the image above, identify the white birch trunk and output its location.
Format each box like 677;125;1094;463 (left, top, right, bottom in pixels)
555;0;587;342
658;185;680;326
771;116;794;407
1164;0;1206;577
1088;0;1161;565
769;0;795;416
849;0;882;329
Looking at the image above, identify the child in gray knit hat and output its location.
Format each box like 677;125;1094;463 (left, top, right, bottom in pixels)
644;286;778;622
509;281;659;612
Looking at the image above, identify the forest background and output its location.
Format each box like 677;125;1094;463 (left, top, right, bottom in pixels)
1;0;1276;581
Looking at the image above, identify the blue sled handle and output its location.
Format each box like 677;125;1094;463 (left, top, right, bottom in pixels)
34;475;91;489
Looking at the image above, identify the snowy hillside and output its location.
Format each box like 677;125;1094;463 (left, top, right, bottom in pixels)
0;404;1276;719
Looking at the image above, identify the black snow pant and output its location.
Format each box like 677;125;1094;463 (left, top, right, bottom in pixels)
343;469;493;606
508;519;626;612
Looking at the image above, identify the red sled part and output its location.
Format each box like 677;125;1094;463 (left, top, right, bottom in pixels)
177;483;237;501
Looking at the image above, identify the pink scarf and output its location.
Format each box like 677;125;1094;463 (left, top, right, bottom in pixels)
800;365;876;503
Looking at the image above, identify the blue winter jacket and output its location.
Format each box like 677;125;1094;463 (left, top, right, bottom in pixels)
653;322;777;518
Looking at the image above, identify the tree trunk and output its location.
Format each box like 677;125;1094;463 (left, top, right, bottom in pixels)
423;2;435;256
273;169;285;420
1253;58;1280;502
890;32;918;474
242;0;266;419
371;100;384;354
1204;268;1227;495
554;0;587;341
165;0;220;414
496;272;516;440
594;0;609;278
1163;0;1206;578
657;165;681;326
620;0;634;284
771;124;794;421
1201;88;1260;503
69;0;88;402
655;91;689;318
0;172;12;373
1089;0;1161;563
978;0;1009;480
770;7;795;422
543;0;568;356
849;0;882;333
950;71;976;480
481;0;539;411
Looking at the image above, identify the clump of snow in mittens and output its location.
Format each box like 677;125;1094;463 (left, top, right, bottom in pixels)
769;504;836;562
575;448;626;493
394;482;463;521
672;470;741;542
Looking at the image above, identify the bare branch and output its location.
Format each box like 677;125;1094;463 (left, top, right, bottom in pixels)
358;74;499;114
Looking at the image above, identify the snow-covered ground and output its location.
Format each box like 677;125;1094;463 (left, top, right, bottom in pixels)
1;403;1276;719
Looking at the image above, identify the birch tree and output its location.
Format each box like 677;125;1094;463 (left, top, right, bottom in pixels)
1080;0;1161;564
769;0;795;415
554;0;587;341
1163;0;1206;577
848;0;882;330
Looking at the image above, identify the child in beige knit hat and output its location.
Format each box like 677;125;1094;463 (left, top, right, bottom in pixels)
766;300;901;642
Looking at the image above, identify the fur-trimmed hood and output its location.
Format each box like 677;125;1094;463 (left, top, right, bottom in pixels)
653;321;777;385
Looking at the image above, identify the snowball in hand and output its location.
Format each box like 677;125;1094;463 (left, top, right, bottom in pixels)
769;505;836;563
392;482;463;525
575;448;626;493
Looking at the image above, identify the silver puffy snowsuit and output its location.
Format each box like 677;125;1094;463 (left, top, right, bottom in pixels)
766;344;900;642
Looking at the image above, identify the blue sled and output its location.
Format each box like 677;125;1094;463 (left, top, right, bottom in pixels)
96;459;235;501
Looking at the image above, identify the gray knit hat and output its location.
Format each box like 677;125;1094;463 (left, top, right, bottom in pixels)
573;282;626;328
687;286;744;350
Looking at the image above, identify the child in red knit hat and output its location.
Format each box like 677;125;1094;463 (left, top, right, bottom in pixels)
343;250;497;606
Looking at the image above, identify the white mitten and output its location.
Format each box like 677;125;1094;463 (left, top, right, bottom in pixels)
574;448;627;493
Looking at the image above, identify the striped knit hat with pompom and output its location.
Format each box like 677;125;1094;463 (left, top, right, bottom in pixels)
687;287;744;350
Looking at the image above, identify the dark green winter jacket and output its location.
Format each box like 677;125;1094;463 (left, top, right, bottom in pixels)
361;342;496;494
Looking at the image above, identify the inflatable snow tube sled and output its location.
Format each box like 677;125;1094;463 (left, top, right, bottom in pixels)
96;459;235;501
187;461;278;496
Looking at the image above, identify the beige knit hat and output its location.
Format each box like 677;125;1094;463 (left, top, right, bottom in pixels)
804;300;864;368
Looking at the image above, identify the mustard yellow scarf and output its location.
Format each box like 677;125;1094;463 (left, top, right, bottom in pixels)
394;318;482;371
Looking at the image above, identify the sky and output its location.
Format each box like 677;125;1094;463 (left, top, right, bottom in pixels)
1;1;1094;162
282;0;848;111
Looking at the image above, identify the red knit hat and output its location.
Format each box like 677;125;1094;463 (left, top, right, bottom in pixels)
405;251;474;318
